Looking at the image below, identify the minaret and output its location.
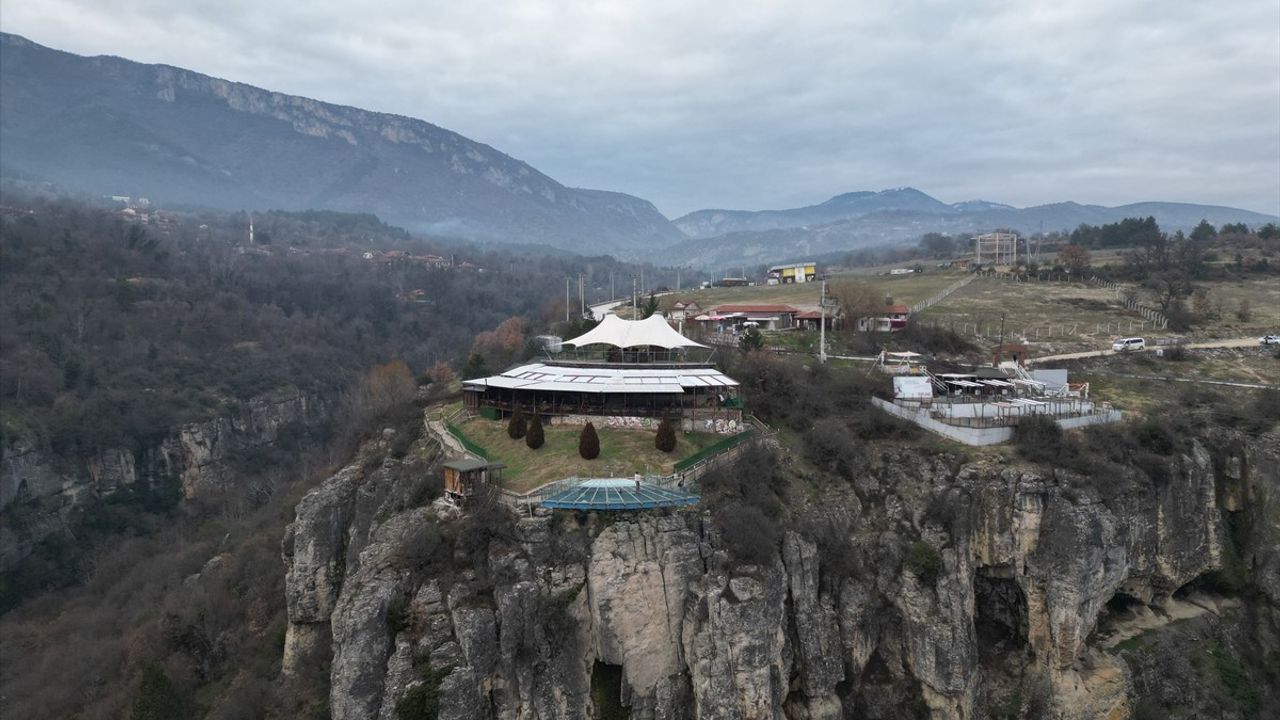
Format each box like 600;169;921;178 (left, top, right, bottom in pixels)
248;215;254;245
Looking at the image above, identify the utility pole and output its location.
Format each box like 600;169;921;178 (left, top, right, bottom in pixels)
632;276;638;317
565;278;571;323
676;267;681;292
579;273;585;318
819;278;830;364
610;271;614;301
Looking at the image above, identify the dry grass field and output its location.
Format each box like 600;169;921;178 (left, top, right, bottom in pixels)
1191;278;1280;335
914;276;1175;353
457;418;721;492
659;269;968;311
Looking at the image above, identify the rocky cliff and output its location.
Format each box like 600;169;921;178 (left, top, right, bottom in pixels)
282;430;1278;719
1;390;331;572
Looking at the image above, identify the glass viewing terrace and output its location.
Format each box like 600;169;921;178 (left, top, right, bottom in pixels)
540;477;700;510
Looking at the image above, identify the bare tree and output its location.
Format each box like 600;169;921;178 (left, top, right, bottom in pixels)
830;281;883;333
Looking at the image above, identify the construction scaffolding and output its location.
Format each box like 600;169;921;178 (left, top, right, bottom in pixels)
973;232;1019;266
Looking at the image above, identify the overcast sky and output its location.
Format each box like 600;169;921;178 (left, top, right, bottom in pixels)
5;0;1279;217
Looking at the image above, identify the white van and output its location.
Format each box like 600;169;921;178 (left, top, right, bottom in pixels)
1112;337;1146;352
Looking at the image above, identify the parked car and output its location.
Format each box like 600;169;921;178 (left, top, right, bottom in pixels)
1261;334;1280;346
1112;337;1146;352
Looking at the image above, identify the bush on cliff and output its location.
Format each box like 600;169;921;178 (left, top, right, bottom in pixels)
904;540;943;583
715;502;779;567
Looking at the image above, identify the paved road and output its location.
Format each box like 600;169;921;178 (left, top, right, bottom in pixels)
1027;337;1267;365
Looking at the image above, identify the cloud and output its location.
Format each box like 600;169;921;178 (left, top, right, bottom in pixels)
4;0;1278;216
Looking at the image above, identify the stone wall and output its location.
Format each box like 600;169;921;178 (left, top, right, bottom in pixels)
548;414;742;435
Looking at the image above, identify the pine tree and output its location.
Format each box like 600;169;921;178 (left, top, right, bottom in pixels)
131;663;184;720
579;421;600;460
655;417;677;452
507;405;526;439
525;414;545;449
461;352;489;380
642;293;660;318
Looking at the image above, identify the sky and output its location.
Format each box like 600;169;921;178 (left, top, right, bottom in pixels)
4;1;1279;218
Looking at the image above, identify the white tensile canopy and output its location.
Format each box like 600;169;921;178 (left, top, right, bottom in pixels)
563;314;709;350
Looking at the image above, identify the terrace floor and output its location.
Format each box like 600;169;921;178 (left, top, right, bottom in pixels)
540;477;700;510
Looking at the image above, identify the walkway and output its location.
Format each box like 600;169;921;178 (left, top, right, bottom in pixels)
540;477;699;510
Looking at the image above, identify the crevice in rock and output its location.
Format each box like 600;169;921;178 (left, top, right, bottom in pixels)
590;661;630;720
974;567;1029;656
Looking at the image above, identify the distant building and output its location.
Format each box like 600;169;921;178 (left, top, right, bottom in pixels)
668;301;704;323
854;304;911;332
462;315;742;429
973;232;1019;266
767;262;817;284
716;277;752;287
793;308;837;331
704;304;799;331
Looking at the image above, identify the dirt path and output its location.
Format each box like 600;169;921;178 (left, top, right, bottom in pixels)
1028;336;1265;365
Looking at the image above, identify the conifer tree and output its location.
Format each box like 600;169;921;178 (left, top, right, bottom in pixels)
655;417;677;452
507;405;526;439
526;414;545;449
579;421;600;460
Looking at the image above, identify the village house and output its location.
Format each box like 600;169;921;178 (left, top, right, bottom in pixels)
701;304;799;332
853;304;911;332
793;307;838;331
667;300;704;323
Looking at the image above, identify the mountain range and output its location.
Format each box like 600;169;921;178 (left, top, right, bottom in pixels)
661;192;1280;267
0;33;681;251
3;32;1276;265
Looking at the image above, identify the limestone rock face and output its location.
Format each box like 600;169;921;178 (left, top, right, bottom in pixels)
329;509;429;720
782;533;844;705
682;564;791;720
1;390;331;571
280;429;1274;720
587;514;703;715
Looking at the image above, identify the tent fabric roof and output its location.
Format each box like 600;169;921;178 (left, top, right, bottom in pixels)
462;362;738;395
562;314;708;349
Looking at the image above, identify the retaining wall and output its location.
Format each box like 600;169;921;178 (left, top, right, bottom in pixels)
871;398;1122;446
547;414;742;434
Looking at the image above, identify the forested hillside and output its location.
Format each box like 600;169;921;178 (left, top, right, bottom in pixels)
0;195;676;609
0;197;659;458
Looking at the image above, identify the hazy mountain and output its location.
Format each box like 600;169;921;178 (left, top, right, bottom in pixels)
0;33;682;252
673;187;951;238
664;197;1280;268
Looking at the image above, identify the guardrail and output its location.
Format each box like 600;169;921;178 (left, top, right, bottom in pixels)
445;422;489;460
673;430;755;471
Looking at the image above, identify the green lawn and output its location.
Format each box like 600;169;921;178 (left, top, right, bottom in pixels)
457;418;723;492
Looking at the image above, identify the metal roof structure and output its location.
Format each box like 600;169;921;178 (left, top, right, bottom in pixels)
462;362;738;395
443;459;501;472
